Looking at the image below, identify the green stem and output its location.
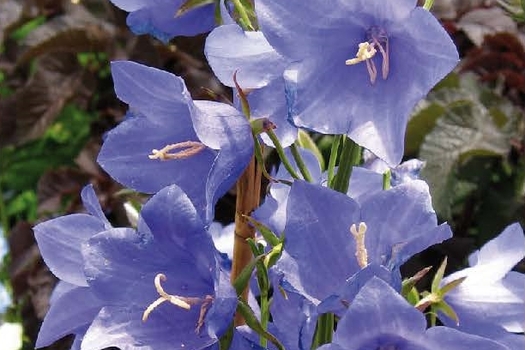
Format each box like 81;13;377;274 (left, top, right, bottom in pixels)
253;135;274;182
290;143;313;182
331;137;361;193
266;129;300;180
382;169;392;190
259;289;270;348
230;0;254;30
326;135;342;186
423;0;434;10
312;313;334;348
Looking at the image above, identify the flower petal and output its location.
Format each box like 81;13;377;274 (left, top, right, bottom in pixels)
205;24;287;89
34;214;106;286
36;286;102;348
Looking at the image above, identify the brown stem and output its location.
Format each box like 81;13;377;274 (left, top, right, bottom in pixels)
231;155;262;325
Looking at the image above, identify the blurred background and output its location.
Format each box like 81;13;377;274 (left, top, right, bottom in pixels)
0;0;524;349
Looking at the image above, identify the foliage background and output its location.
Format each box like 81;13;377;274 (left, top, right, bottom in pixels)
0;0;523;349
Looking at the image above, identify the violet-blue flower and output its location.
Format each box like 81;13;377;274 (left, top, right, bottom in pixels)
108;0;215;42
98;61;253;221
33;185;109;349
80;184;237;350
275;180;452;307
317;278;506;350
256;0;459;165
441;223;525;333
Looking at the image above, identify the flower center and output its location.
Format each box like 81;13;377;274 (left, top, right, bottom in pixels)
148;141;206;161
345;26;389;84
350;222;369;268
142;273;213;333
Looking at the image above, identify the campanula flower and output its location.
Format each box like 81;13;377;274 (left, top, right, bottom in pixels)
33;185;109;349
441;223;525;333
317;278;507;350
108;0;215;42
256;0;459;165
98;61;253;222
274;180;452;306
80;185;237;350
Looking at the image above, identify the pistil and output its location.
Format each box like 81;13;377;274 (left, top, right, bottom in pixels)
350;222;369;268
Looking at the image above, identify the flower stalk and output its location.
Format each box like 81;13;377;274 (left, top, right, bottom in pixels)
231;154;262;325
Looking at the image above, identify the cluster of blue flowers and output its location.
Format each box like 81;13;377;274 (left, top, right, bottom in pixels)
34;0;524;349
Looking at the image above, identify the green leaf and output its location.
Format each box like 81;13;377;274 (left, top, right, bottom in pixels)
435;300;461;325
431;257;448;293
405;103;445;155
264;242;283;269
297;130;325;170
219;324;234;350
244;215;280;247
232;254;265;296
440;276;467;296
401;266;432;298
236;300;285;350
9;16;46;42
419;94;512;218
0;103;91;191
405;287;420;306
5;190;37;221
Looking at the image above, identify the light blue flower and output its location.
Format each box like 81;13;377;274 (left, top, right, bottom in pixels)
441;223;525;333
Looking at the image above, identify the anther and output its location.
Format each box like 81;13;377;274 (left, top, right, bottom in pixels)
345;42;377;65
142;274;214;335
350;222;369;268
346;36;389;84
142;274;192;322
148;141;206;161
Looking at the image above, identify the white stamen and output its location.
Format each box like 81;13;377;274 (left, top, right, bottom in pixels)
142;273;214;335
148;141;205;161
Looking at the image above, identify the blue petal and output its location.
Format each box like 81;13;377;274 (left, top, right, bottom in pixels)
347;166;383;204
80;184;111;229
82;306;217;350
204;269;237;338
317;264;396;316
359;180;451;269
331;277;426;348
34;214;106;286
270;279;317;350
281;181;361;301
97;111;216;208
111;0;215;42
110;60;194;123
192;101;253;221
425;327;507;350
205;24;287;89
36;286;102;348
248;78;298;147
